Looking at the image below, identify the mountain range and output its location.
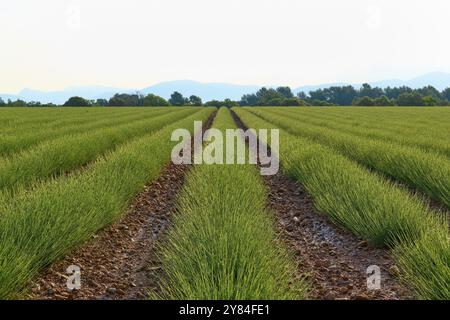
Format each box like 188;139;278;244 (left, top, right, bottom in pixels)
2;72;450;104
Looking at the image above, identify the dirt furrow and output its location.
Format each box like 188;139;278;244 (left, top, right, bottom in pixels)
231;109;410;300
28;111;216;300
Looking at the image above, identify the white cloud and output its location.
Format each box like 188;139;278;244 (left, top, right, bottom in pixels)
1;0;450;92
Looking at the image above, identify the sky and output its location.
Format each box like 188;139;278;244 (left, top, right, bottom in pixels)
1;0;450;93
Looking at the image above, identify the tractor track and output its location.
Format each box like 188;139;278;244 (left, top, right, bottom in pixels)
231;109;410;300
28;110;217;300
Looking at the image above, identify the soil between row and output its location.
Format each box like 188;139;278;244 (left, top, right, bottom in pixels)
29;109;409;300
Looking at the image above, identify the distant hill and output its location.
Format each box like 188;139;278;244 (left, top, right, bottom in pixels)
0;81;260;104
2;72;450;104
14;86;129;104
294;72;450;94
141;80;261;102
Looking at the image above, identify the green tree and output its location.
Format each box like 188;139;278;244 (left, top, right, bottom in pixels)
108;94;140;106
441;88;450;101
143;94;169;106
309;89;327;102
95;99;109;106
276;86;294;99
359;83;384;98
0;97;5;106
204;100;222;107
240;94;258;106
374;95;395;106
396;92;424;106
416;86;441;100
422;96;439;106
256;87;282;105
284;98;305;106
384;86;412;99
297;92;307;100
28;101;42;107
169;91;185;106
205;99;239;108
63;96;91;106
189;95;203;106
352;96;375;106
266;97;304;106
222;99;239;108
309;86;357;105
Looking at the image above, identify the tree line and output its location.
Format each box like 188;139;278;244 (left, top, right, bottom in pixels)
241;84;450;106
1;83;450;107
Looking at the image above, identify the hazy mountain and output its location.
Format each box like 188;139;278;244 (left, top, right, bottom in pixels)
14;86;130;104
0;93;20;102
141;80;261;101
293;83;349;94
0;81;260;104
295;72;450;94
2;72;450;104
403;72;450;90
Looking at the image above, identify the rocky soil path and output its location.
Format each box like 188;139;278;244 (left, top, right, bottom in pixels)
28;112;216;300
231;110;410;300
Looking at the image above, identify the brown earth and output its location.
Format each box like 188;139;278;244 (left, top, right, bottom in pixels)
28;108;410;300
231;109;410;300
264;172;410;299
28;111;216;300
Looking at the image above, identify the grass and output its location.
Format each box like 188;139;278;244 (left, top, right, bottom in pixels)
234;107;449;299
0;108;214;299
154;108;308;300
262;107;450;157
247;107;450;209
393;231;450;300
0;108;196;194
0;107;134;132
0;106;447;300
0;108;177;157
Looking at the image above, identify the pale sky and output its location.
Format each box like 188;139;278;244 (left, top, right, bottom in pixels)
1;0;450;93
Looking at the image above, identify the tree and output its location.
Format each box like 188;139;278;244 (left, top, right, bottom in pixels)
396;92;424;106
27;101;42;107
222;99;239;108
328;86;358;105
7;99;28;107
189;95;203;106
256;87;282;105
143;94;169;106
297;92;307;100
109;95;126;106
284;98;305;106
422;96;439;106
266;98;284;106
276;86;294;99
442;88;450;101
63;96;91;106
352;96;375;106
309;89;327;102
266;97;304;106
205;99;239;108
95;99;109;106
374;95;395;106
108;93;140;106
309;86;357;105
384;86;412;99
359;83;383;98
416;86;441;100
41;103;57;107
204;100;222;107
169;91;185;106
0;97;5;106
309;99;335;106
240;94;258;106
